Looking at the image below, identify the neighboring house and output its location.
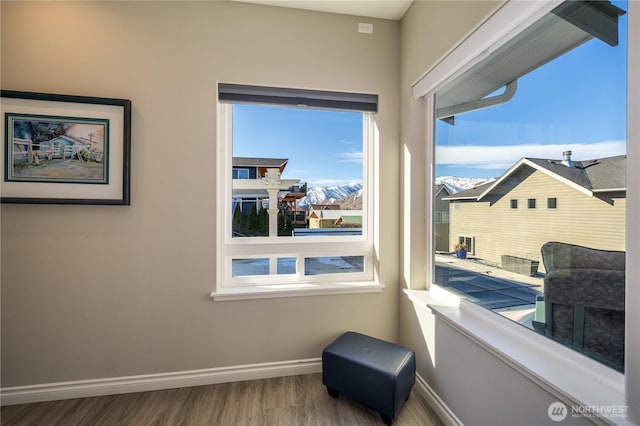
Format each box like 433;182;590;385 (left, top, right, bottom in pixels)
310;204;341;211
443;152;626;271
232;156;288;180
232;156;307;236
232;156;289;214
335;214;362;228
307;206;334;229
434;184;452;252
308;208;362;229
231;156;306;214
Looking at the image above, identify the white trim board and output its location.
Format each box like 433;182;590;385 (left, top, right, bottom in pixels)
1;358;458;426
415;373;463;426
0;358;322;406
411;0;562;99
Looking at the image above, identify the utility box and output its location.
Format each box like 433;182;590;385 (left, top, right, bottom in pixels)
501;254;540;276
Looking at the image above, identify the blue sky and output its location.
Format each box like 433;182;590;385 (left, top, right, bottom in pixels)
233;1;627;184
232;104;363;187
436;1;628;179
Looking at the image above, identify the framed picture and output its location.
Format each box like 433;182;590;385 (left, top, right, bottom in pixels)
1;90;131;205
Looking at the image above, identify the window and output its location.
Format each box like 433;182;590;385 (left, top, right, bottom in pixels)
434;211;450;223
232;168;249;179
458;235;475;254
215;84;378;296
527;198;536;209
430;0;628;372
415;0;637;418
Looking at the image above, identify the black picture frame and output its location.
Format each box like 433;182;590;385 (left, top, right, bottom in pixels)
1;90;131;205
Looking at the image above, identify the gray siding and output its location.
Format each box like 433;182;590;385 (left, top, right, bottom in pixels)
434;188;451;252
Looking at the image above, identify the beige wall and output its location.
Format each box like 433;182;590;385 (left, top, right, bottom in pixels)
399;0;503;290
1;1;400;387
3;1;610;422
449;167;626;270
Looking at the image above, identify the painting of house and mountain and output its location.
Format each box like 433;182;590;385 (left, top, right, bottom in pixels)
6;114;108;183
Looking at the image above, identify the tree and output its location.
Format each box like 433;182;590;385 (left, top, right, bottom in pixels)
14;120;68;144
278;212;294;236
249;203;259;234
257;204;269;235
232;203;243;235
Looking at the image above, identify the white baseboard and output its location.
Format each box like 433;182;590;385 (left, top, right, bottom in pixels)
2;359;460;426
415;373;463;426
1;358;322;406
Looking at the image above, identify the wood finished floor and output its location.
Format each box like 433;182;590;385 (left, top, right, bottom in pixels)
1;373;443;426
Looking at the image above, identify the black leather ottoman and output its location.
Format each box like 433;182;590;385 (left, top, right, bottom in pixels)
322;331;416;425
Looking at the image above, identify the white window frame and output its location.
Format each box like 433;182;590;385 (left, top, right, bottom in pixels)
413;0;639;422
212;98;381;301
527;198;536;209
457;235;475;254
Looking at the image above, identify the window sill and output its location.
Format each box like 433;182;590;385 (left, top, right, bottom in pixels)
405;289;630;425
211;282;384;301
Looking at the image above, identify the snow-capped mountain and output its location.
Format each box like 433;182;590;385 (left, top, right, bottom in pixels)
297;182;362;209
296;177;494;210
436;176;495;194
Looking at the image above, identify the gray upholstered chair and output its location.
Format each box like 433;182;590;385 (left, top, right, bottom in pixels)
539;242;625;372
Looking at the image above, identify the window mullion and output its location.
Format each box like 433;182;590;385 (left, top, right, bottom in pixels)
225;239;370;256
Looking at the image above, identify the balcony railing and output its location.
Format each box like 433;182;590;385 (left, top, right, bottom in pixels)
288;182;307;195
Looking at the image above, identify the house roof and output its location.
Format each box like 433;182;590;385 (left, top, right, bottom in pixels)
444;154;626;201
232;157;288;168
528;155;626;192
310;204;341;210
434;184;452;198
336;215;363;225
443;181;494;200
309;209;362;220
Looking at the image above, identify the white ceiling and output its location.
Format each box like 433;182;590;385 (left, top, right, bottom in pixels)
232;0;413;21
